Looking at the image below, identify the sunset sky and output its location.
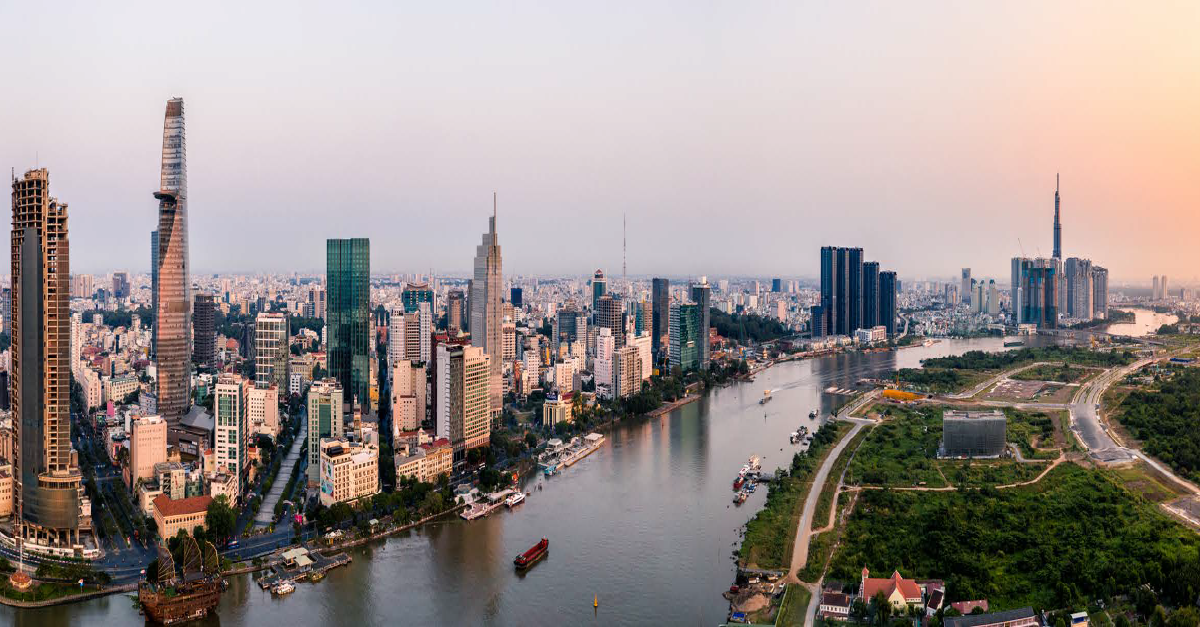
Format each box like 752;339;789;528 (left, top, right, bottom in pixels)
1;2;1197;283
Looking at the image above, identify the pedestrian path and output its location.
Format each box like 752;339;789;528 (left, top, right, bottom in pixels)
255;421;307;527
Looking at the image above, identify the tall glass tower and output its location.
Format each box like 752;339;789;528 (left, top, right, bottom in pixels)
470;197;502;420
326;238;370;412
154;98;191;424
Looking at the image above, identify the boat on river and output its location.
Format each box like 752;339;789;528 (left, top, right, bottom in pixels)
272;581;295;595
759;390;773;404
138;537;224;625
514;538;549;570
506;492;526;508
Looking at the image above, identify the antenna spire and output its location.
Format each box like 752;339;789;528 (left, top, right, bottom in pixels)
622;213;627;285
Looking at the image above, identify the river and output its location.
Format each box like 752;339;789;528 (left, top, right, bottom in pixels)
1104;308;1178;337
9;336;1061;627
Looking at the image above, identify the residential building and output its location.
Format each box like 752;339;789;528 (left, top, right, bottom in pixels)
961;268;972;306
151;494;212;539
470;202;503;422
1017;257;1060;328
214;374;248;500
1064;257;1094;319
12;167;89;548
1092;266;1109;319
307;379;344;487
154;98;192;424
613;345;643;399
255;312;290;391
820;592;852;620
130;416;168;488
879;271;897;336
594;328;615;397
319;438;379;506
862;261;880;329
820;246;864;336
327;238;371;412
435;344;490;460
193;293;216;367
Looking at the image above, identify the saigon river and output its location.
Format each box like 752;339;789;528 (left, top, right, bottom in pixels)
7;336;1060;627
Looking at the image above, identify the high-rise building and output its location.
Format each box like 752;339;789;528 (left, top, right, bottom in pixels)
594;327;615;396
651;278;669;358
846;249;864;333
1152;276;1160;300
446;289;464;335
130;415;167;489
469;202;502;420
401;281;434;314
771;278;782;293
595;294;626;349
0;287;10;335
307;379;344;487
112;272;130;299
669;302;701;372
255;312;290;391
434;344;490;461
193;293;216;367
613;345;643;399
1064;258;1094;319
591;269;607;311
150;230;159;354
1010;257;1024;315
1092;267;1109;320
862;261;880;329
1018;258;1060;328
510;287;523;308
327;238;370;412
1052;174;1062;260
689;278;712;369
214;374;248;500
153;98;192;425
396;303;432;365
554;305;586;354
1161;275;1169;300
879;271;897;336
391;359;425;434
247;385;280;437
819;247;864;336
961;268;972;306
12;168;88;547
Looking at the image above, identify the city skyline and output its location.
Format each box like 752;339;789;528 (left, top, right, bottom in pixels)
2;3;1198;280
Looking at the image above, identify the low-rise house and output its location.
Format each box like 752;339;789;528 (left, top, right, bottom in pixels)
860;568;923;610
820;591;851;619
944;607;1039;627
952;600;989;615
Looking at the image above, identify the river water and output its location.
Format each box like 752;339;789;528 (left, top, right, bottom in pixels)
10;336;1059;627
1104;308;1178;337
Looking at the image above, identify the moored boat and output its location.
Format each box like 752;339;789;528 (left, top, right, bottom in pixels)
809;409;818;418
139;537;224;625
506;492;526;508
272;581;295;595
733;476;745;491
514;538;549;570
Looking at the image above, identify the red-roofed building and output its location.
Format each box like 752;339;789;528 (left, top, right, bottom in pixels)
860;568;924;610
952;600;990;615
151;494;213;539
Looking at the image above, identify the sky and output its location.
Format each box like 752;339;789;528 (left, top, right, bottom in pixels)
1;2;1197;283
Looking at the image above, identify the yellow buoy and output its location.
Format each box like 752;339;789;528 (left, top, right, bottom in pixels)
594;594;598;608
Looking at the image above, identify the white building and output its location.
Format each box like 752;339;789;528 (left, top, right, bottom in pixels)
247;384;280;437
594;327;615;398
214;374;249;501
319;438;379;506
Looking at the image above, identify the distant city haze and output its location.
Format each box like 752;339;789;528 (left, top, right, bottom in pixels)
2;3;1197;282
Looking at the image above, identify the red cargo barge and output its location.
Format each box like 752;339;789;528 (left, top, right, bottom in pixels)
514;538;549;570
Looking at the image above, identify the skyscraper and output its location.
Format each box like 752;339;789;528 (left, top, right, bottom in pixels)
669;302;701;372
154;98;192;424
150;230;159;356
510;287;523;308
255;312;290;391
651;278;669;358
1092;267;1109;320
862;261;880;329
470;199;502;420
435;343;490;461
214;373;248;499
327;238;371;412
819;247;863;336
690;277;712;369
12;168;88;548
193;293;216;368
307;378;344;487
401;281;434;313
446;289;464;335
1064;258;1094;319
1052;174;1061;260
846;249;864;333
591;269;607;311
1018;258;1060;328
961;268;971;306
878;271;897;336
595;294;626;349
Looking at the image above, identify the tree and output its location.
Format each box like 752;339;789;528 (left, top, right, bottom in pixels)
850;597;869;623
205;495;236;544
1165;608;1198;627
870;592;892;627
524;432;538;449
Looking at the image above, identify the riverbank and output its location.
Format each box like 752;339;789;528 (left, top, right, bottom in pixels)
647;393;701;417
0;582;136;609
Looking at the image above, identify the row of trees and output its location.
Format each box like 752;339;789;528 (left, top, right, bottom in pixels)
1116;368;1200;482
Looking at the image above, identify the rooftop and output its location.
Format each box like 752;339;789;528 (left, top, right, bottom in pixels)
152;494;212;518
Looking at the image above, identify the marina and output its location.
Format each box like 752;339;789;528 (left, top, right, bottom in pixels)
256;547;352;591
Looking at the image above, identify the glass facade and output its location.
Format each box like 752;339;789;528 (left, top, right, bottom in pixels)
326;239;371;411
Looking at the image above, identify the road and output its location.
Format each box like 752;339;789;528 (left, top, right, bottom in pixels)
946;361;1050;400
254;420;307;527
784;417;871;584
1067;357;1150;463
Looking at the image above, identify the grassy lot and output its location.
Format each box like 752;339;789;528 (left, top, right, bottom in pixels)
811;428;869;531
739;422;852;570
847;406;947;488
894;368;992;395
827;463;1200;612
775;584;812;627
1010;363;1098;384
1110;462;1185;503
940;459;1048;487
1005;408;1061;459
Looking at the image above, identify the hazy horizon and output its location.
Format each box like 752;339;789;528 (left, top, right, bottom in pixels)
2;3;1197;282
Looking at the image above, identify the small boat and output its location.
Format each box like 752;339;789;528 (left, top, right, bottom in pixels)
789;431;800;444
733;476;745;491
308;572;325;583
1003;339;1024;347
272;581;295;595
759;390;773;405
515;538;549;570
747;455;761;471
809;409;818;418
733;491;748;505
505;492;526;508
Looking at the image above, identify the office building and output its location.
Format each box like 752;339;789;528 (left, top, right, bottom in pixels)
1092;267;1109;320
690;277;712;368
594;328;615;397
771;278;782;293
247;385;280;437
554;305;586;353
318;438;379;507
591;269;607;311
153;98;192;425
510;287;523;308
401;281;434;314
669;302;701;372
193;293;216;367
255;312;289;391
446;289;464;335
942;410;1007;458
394;303;432;365
12;168;89;549
879;271;897;336
214;374;248;500
307;379;344;488
961;268;971;306
1010;257;1023;315
327;238;371;411
470;203;503;421
613;345;643;399
434;344;491;460
130;416;168;489
595;294;626;349
988;280;999;316
391;359;425;433
651;278;669;358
